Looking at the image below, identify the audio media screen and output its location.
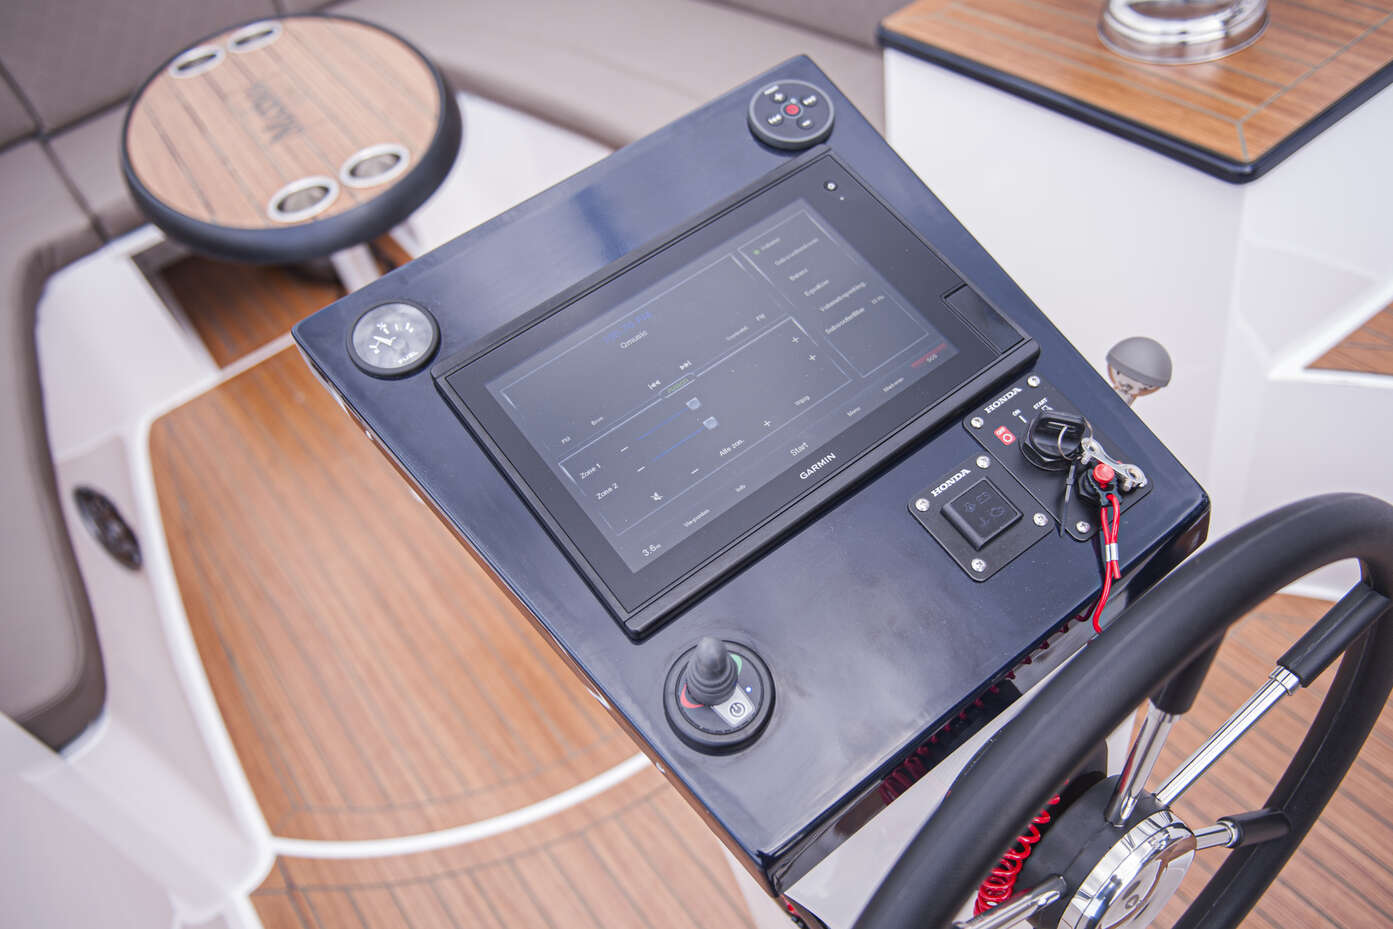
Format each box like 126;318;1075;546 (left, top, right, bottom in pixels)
438;151;1016;632
488;199;957;571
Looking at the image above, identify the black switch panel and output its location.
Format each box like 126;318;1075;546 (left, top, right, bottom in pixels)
909;455;1051;581
963;375;1151;541
943;479;1021;550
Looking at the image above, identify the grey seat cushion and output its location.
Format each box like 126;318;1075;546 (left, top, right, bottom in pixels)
710;0;909;48
0;0;276;133
0;141;106;749
0;77;36;148
337;0;885;149
49;109;144;241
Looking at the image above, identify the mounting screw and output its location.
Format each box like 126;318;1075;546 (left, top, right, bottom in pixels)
915;498;930;512
976;455;991;469
971;558;987;573
970;416;985;429
1033;513;1048;527
1076;520;1092;534
1027;375;1041;388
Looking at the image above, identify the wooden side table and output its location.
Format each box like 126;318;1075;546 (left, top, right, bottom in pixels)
121;14;460;272
879;0;1393;182
876;1;1393;566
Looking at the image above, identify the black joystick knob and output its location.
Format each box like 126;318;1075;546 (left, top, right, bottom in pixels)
686;636;738;705
664;637;774;753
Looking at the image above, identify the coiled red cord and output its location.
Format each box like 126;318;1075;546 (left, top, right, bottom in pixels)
1090;493;1122;633
974;795;1061;915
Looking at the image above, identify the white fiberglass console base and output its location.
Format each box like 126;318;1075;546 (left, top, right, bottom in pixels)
884;48;1393;599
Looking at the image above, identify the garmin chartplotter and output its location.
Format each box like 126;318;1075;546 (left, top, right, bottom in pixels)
436;150;1032;635
294;56;1209;915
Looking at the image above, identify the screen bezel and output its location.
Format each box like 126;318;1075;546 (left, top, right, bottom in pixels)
435;150;1034;635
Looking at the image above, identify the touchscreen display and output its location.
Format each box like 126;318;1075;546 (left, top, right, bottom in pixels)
487;199;958;571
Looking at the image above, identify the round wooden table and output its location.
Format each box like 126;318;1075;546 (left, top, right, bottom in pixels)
122;14;460;264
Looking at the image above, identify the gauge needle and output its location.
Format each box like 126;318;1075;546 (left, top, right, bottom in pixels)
373;335;396;347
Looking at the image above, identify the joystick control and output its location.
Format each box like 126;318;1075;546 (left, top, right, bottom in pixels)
685;637;739;704
664;637;774;753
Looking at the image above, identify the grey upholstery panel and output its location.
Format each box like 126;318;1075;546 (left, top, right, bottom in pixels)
50;109;142;241
274;0;334;14
0;72;36;147
708;0;909;48
0;0;276;133
337;0;884;148
0;141;105;749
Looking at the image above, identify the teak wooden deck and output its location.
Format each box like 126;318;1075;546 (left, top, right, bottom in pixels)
151;358;1393;926
151;348;635;841
158;235;410;367
1311;299;1393;374
250;765;757;929
149;210;1393;928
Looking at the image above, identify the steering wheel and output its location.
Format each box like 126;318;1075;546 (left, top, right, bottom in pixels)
853;493;1393;929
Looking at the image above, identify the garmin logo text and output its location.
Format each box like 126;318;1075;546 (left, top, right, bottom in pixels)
800;453;837;480
930;469;972;497
984;387;1022;413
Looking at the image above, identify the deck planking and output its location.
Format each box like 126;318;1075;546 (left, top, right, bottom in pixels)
158;234;412;368
1310;300;1393;375
150;347;634;840
148;237;1393;926
250;765;757;929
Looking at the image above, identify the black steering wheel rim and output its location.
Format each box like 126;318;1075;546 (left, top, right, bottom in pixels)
852;493;1393;929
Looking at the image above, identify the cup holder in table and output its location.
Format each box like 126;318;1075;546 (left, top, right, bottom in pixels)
340;143;412;188
267;176;340;223
228;21;283;54
167;45;224;79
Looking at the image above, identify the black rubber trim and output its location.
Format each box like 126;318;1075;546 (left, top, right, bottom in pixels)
877;26;1393;185
1279;582;1389;686
1223;809;1290;849
851;493;1393;929
1152;639;1221;715
120;13;462;264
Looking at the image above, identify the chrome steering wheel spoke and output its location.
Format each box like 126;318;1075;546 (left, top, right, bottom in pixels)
1105;702;1179;825
954;876;1068;929
1153;667;1300;807
1152;582;1389;810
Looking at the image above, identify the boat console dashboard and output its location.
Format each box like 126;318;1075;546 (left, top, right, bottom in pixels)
294;57;1209;896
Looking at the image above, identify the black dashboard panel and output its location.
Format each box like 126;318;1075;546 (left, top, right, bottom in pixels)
435;151;1031;635
293;57;1209;896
